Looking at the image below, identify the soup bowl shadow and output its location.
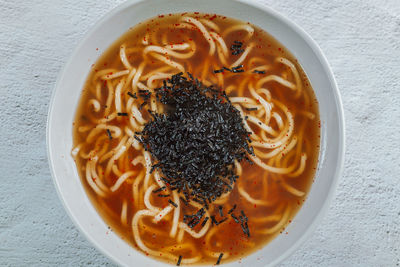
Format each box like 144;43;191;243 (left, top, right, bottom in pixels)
47;0;345;266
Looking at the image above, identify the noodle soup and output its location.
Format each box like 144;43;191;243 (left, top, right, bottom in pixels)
72;13;319;266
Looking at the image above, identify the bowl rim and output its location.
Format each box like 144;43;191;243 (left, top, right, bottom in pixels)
46;0;345;266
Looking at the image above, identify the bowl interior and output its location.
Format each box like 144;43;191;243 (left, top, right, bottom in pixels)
47;0;344;266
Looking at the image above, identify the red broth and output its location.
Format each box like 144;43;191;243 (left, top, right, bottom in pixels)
72;13;320;265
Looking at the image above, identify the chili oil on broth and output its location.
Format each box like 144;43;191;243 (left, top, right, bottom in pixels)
72;12;320;266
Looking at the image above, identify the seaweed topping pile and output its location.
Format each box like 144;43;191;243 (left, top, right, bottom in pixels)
135;73;253;206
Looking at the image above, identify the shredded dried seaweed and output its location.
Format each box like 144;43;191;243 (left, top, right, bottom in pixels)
135;73;253;205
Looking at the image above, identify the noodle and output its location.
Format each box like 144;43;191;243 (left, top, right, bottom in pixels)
230;43;254;68
257;205;291;235
119;43;133;70
110;170;136;192
86;124;121;143
121;199;128;225
100;70;130;80
182;16;215;55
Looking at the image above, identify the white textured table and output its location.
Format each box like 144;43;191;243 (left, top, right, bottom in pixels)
1;0;399;266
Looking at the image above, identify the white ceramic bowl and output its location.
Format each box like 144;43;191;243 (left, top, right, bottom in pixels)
47;0;345;266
